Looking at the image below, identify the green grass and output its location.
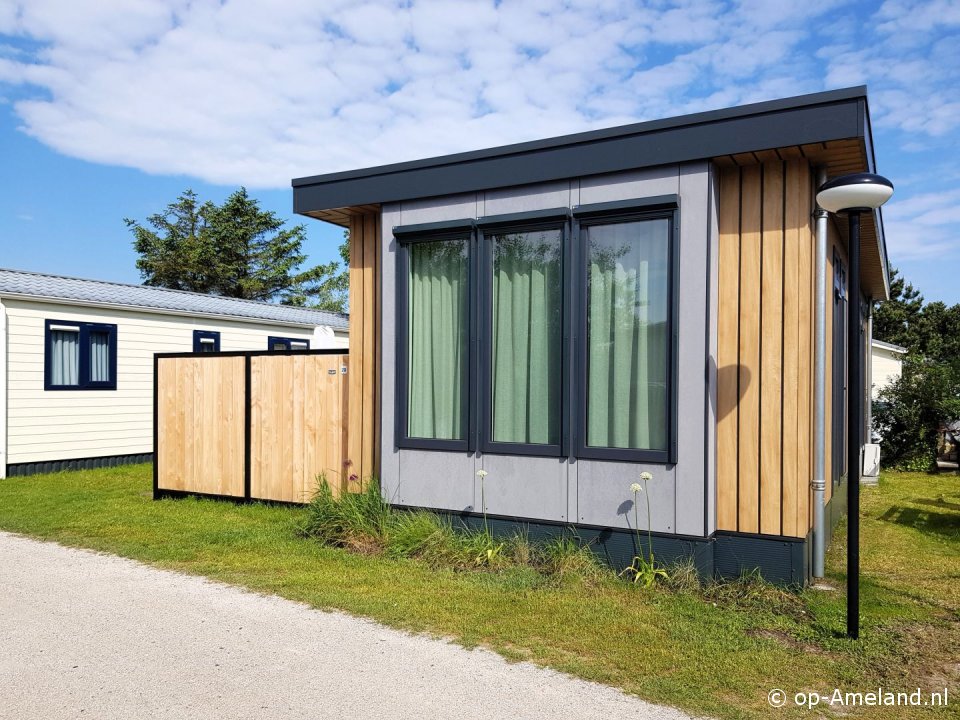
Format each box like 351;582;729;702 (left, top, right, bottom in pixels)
1;464;957;719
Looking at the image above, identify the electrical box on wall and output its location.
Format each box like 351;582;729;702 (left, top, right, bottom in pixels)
862;443;881;479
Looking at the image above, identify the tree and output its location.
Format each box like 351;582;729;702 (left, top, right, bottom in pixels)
871;266;960;469
874;356;960;470
127;188;349;312
872;266;925;353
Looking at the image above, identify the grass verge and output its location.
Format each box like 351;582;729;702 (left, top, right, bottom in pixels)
0;464;957;719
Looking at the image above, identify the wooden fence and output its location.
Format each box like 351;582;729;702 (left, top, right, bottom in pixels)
154;350;349;503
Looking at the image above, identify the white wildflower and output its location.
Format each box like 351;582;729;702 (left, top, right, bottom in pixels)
639;471;654;482
476;469;488;478
630;482;643;494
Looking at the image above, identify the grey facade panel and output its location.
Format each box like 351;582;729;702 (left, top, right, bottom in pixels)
379;203;402;503
293;89;866;213
576;458;677;533
675;162;711;535
478;454;569;523
394;449;476;511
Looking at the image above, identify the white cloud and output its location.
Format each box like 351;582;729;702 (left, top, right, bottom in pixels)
0;0;955;198
882;189;960;261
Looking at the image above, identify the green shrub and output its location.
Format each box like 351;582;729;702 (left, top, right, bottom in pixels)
298;475;390;550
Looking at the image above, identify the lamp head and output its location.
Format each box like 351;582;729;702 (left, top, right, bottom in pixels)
816;172;894;214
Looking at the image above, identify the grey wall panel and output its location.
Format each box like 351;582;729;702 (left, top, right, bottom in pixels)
482;181;572;216
674;161;710;536
398;192;479;226
705;167;720;536
396;449;476;511
479;454;569;522
579;166;679;206
577;460;677;533
379;202;401;501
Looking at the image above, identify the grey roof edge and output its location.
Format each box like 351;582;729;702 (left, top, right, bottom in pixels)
871;339;908;354
292;86;867;188
292;86;871;215
0;267;349;329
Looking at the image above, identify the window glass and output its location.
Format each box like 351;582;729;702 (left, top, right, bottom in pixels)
198;338;217;352
585;219;669;451
407;238;468;440
490;227;562;445
89;330;111;382
50;328;80;386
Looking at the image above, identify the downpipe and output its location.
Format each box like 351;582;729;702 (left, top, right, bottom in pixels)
813;167;828;578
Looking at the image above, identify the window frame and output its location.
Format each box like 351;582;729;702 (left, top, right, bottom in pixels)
267;336;310;351
394;218;475;452
572;196;680;464
477;208;571;458
44;319;118;391
193;330;221;352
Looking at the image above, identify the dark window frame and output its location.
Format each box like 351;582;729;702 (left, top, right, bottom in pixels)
572;196;680;464
44;319;118;391
267;336;310;351
477;208;571;458
193;330;221;352
394;219;475;452
392;198;680;465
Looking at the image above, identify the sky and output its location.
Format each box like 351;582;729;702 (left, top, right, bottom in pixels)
1;0;959;304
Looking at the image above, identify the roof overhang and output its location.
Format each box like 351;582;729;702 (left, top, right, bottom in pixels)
292;85;889;298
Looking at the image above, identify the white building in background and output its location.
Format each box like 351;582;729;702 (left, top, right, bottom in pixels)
0;268;348;478
870;339;907;399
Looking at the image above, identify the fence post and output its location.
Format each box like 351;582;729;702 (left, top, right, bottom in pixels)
244;354;252;500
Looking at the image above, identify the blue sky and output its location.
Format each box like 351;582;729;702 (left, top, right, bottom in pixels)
1;0;959;303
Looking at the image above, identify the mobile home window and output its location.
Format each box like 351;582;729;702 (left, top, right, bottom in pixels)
193;330;221;352
395;225;471;450
267;336;310;351
576;210;675;462
44;320;117;390
480;220;564;455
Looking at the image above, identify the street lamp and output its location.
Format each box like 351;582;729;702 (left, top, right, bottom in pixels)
816;172;893;640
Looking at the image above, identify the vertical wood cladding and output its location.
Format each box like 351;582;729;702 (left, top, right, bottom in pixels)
348;212;381;488
716;161;816;538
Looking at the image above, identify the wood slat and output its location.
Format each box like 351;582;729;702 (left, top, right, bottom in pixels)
759;161;784;535
797;162;813;534
717;166;741;531
781;161;802;537
348;215;366;488
737;164;762;534
361;211;378;489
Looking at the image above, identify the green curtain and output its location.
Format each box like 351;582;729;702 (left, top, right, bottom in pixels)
586;220;669;450
491;229;562;445
408;240;468;440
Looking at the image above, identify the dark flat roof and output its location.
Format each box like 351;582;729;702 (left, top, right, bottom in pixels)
293;86;870;214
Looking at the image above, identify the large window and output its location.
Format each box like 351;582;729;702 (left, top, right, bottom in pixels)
394;198;677;462
483;222;564;454
396;225;472;450
578;213;673;461
44;320;117;390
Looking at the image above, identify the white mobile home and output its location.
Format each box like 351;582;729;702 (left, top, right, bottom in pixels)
0;268;349;477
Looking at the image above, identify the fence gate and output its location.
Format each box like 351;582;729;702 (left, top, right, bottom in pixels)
154;350;349;503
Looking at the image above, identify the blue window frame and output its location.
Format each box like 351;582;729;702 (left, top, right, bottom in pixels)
193;330;221;352
267;336;310;351
44;319;117;390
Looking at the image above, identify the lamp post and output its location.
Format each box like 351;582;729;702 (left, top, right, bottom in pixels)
816;172;893;640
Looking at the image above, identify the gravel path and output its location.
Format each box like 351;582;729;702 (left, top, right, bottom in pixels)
0;531;697;720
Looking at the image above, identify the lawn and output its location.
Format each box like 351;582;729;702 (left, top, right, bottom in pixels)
0;465;957;719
